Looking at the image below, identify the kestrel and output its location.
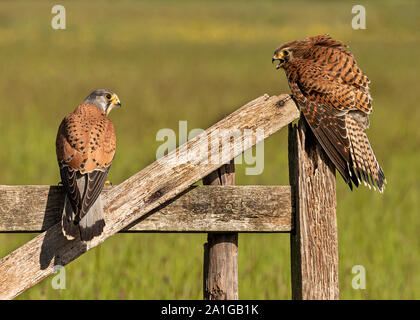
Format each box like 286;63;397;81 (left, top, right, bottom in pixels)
272;35;385;191
56;89;121;241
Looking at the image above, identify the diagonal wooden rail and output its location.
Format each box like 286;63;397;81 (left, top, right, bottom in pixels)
0;94;299;299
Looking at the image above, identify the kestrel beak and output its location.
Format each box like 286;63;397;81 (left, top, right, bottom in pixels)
272;55;284;70
112;96;121;107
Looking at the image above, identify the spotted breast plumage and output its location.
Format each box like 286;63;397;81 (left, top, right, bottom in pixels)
56;89;121;241
272;35;385;191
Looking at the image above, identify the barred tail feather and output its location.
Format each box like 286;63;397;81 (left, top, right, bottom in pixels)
346;114;386;192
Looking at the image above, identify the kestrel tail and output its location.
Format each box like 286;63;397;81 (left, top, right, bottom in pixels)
56;89;121;242
272;35;386;192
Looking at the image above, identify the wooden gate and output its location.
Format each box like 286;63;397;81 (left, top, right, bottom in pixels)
0;94;338;300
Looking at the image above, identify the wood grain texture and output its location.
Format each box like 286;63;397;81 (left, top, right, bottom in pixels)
288;118;339;300
203;160;238;300
0;185;292;232
0;94;299;299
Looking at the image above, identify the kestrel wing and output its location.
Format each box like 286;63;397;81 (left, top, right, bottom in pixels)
331;48;371;92
77;166;110;222
82;114;116;173
59;165;82;217
308;103;360;188
328;52;372;114
289;81;360;188
56;111;91;173
297;62;369;114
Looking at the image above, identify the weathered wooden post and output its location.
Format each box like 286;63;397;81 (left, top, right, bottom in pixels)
288;118;339;300
203;160;238;300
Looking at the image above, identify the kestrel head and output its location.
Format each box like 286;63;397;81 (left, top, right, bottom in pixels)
84;89;122;116
272;39;308;70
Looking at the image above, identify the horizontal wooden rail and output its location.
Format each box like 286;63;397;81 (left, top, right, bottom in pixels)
0;94;299;299
0;185;292;233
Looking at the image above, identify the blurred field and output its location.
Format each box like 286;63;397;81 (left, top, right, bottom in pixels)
0;0;419;299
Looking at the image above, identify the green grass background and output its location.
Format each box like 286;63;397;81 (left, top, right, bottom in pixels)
0;0;419;299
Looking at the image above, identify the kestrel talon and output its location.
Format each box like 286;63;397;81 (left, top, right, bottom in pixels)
273;35;385;192
56;89;121;241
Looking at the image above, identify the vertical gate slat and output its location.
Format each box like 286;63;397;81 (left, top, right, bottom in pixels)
203;160;238;300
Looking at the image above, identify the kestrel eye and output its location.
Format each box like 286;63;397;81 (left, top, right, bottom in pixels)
106;94;112;100
283;50;290;56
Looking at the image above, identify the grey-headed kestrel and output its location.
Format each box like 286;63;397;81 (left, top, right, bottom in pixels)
56;89;121;241
272;35;385;191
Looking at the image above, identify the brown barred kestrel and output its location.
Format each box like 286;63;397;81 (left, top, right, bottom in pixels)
272;35;385;191
56;89;121;241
